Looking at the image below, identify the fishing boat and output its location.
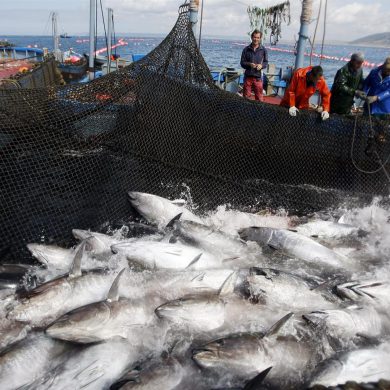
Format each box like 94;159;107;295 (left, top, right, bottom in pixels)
51;12;87;82
0;44;62;88
60;33;72;39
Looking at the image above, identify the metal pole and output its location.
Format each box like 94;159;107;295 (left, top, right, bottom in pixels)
89;0;96;80
189;0;199;41
52;12;61;61
107;8;113;74
295;0;313;69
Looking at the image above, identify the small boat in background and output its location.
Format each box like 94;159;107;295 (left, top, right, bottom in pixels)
60;33;72;39
57;49;87;82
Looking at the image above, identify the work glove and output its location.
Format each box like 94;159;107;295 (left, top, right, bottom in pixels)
366;95;378;104
321;111;330;121
355;90;367;99
289;106;299;116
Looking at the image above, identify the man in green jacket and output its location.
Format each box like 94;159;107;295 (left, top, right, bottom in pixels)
330;52;366;115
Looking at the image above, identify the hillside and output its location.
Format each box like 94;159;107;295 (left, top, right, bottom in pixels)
351;32;390;47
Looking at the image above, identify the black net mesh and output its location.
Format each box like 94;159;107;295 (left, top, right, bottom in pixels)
1;4;389;261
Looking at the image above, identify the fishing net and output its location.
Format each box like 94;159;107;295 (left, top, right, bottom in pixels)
0;3;389;261
247;1;291;45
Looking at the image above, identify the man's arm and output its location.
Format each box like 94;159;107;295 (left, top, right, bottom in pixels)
240;48;252;70
357;70;364;91
261;47;268;70
363;70;374;94
287;71;298;107
377;89;390;102
333;68;354;96
320;80;331;112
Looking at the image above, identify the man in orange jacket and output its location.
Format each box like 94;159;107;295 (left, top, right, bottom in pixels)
280;65;331;120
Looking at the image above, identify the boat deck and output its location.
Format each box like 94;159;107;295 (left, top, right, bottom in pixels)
0;59;34;79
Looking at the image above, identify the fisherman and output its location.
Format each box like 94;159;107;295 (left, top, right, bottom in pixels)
280;65;331;121
330;52;366;115
240;29;268;101
363;57;390;119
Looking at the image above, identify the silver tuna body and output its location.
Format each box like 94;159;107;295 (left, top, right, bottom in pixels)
8;271;117;327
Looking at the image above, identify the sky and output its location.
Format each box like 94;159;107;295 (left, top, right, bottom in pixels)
1;0;389;42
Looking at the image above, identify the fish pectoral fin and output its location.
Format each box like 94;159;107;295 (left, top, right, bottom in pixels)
244;366;272;390
185;253;203;269
355;333;381;346
218;271;238;297
107;268;127;302
264;312;294;338
267;243;279;251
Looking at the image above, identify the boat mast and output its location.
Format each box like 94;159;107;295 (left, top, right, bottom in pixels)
189;0;199;41
51;12;61;61
107;8;113;74
295;0;313;69
88;0;96;80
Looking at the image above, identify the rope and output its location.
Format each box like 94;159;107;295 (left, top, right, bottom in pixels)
350;103;390;183
301;0;313;24
319;0;327;65
309;0;322;66
198;0;204;49
112;13;117;57
100;0;109;55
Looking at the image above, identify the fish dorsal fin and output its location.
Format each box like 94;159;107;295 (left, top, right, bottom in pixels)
264;312;293;338
218;271;237;297
170;199;186;207
69;240;86;278
244;367;272;390
165;213;182;228
185;253;202;270
107;268;127;302
287;229;298;233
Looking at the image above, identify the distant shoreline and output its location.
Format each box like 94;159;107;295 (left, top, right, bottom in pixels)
1;34;389;50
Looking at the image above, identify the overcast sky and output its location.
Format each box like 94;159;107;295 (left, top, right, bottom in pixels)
1;0;389;42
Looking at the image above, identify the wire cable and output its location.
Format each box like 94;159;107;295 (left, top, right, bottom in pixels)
100;0;109;55
319;0;327;65
198;0;204;49
309;0;322;66
350;102;390;182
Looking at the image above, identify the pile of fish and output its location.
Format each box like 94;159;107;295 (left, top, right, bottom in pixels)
1;192;390;389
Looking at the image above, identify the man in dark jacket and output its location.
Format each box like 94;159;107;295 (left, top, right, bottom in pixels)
240;30;268;101
330;52;366;115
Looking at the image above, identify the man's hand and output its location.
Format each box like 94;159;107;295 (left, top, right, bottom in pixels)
256;64;263;70
250;63;257;68
355;90;367;99
321;111;330;121
289;106;299;116
366;95;378;104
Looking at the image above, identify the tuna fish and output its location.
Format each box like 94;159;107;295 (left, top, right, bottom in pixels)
7;242;117;327
0;333;70;390
192;313;316;388
246;267;337;310
310;342;390;387
239;227;352;270
46;270;158;343
128;192;203;228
